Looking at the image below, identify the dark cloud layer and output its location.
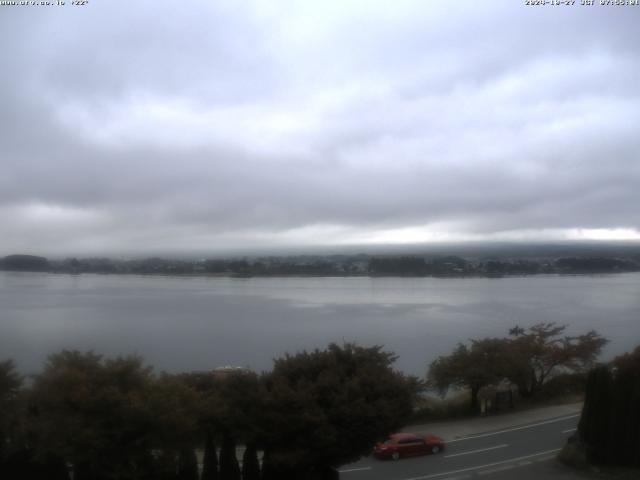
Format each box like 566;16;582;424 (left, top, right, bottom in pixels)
1;1;639;255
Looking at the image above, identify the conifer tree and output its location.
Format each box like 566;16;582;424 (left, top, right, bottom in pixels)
578;365;613;464
177;448;198;480
241;443;260;480
219;434;240;480
578;346;640;467
201;431;219;480
610;346;640;466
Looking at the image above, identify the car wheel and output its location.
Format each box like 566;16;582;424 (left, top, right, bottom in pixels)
431;445;440;454
391;451;400;461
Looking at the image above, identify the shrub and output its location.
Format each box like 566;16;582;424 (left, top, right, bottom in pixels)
557;441;588;470
536;373;586;400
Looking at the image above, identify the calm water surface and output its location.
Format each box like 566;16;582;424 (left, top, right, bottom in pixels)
1;272;639;376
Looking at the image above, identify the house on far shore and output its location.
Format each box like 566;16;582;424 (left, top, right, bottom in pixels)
212;366;252;379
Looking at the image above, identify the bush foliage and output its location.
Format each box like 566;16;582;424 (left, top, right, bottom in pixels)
427;323;607;412
0;343;418;480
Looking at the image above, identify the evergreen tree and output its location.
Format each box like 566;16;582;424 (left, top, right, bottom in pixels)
578;365;613;464
154;450;178;480
259;449;276;480
577;346;640;467
3;449;70;480
177;448;198;480
241;443;260;480
219;434;240;480
30;352;157;478
0;360;22;474
201;431;219;480
610;346;640;466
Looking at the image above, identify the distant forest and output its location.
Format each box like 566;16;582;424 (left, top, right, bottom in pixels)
2;248;640;277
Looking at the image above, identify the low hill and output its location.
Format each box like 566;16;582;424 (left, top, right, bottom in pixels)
1;254;50;272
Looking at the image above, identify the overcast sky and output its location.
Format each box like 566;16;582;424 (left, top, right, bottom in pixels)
1;0;639;256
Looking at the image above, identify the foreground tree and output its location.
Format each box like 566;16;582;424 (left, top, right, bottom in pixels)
217;370;267;480
428;324;608;410
577;365;614;464
428;338;510;412
201;431;219;480
0;360;23;476
146;374;201;479
260;343;419;479
177;448;198;480
30;351;158;480
177;371;221;480
219;434;241;480
241;443;260;480
608;346;640;466
577;345;640;467
507;323;607;397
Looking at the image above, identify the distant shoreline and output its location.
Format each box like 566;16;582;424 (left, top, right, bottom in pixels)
2;252;639;278
1;269;638;279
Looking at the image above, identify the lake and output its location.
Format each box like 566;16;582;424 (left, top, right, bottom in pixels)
1;272;639;376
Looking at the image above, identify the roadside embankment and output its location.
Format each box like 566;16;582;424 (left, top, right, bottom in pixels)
406;402;583;441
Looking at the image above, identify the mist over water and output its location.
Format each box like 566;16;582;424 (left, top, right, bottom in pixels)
1;272;638;376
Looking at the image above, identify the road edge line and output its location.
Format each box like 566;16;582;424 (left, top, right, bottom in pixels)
402;448;562;480
445;414;579;443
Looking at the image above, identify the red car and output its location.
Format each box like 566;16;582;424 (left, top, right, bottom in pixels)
373;432;444;460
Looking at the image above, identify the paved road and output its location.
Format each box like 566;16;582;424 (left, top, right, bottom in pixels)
339;413;580;480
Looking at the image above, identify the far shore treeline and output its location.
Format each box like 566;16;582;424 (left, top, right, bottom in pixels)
2;248;640;277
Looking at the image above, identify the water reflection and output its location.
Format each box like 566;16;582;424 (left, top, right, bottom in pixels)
1;272;638;376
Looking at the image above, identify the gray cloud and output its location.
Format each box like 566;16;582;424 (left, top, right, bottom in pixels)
1;0;640;255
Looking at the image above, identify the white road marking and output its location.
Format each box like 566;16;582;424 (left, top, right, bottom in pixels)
339;466;372;473
444;444;508;458
536;455;556;462
478;464;514;475
401;448;562;480
562;428;577;433
446;414;579;443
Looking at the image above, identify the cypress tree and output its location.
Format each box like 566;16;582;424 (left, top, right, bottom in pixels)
632;376;640;467
628;362;640;468
137;451;157;480
202;431;219;480
3;448;70;480
610;351;640;466
42;453;71;480
578;365;613;464
241;443;260;480
219;434;240;480
73;461;94;480
3;449;33;480
177;448;198;480
609;368;626;465
578;348;640;467
155;450;179;480
260;449;276;480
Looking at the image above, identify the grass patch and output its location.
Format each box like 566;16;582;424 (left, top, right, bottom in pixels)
587;467;640;480
557;439;640;480
558;442;589;470
410;392;472;423
410;391;583;425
